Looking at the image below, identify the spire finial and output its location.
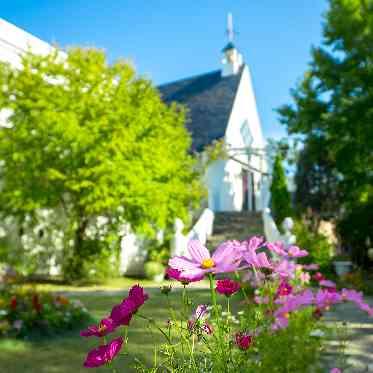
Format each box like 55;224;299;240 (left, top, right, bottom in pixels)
227;12;234;42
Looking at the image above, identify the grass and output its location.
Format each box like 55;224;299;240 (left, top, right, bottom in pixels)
0;283;212;373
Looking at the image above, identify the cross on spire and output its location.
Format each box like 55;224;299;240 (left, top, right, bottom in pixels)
226;12;235;42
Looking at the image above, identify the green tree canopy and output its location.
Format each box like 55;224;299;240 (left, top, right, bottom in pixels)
278;0;373;208
0;48;203;279
279;0;373;258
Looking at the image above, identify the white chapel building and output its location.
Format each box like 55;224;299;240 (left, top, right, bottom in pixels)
0;17;268;215
158;21;268;212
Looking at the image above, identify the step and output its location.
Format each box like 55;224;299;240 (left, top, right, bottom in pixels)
207;211;263;250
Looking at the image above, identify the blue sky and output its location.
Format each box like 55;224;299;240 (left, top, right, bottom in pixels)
2;0;328;139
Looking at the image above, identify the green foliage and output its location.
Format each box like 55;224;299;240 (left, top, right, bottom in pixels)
254;309;326;373
0;48;204;280
337;196;373;267
278;0;373;255
294;219;334;273
270;154;293;226
144;261;165;280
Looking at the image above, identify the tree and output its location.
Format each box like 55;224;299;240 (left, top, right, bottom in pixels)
270;153;293;227
278;0;373;255
0;48;203;280
294;139;341;223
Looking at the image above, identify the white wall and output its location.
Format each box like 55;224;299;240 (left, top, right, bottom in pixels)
0;19;55;68
206;65;267;212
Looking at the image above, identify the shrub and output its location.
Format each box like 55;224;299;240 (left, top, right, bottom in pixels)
270;154;293;227
144;261;165;280
0;287;91;338
294;219;334;273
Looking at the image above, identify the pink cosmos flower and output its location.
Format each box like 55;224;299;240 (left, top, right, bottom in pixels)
193;304;208;320
110;285;149;326
299;271;311;284
166;267;204;284
273;259;296;279
254;295;270;304
314;289;341;310
319;280;337;289
243;270;266;288
83;336;123;368
266;241;287;257
271;315;289;330
330;369;342;373
80;317;117;338
287;245;308;258
235;332;253;350
216;278;241;297
240;237;272;269
168;240;241;280
302;263;319;271
276;280;293;297
201;322;213;335
341;289;373;316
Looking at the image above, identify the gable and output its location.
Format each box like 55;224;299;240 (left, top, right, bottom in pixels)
158;67;243;152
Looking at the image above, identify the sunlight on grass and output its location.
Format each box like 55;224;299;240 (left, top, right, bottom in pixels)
0;286;212;373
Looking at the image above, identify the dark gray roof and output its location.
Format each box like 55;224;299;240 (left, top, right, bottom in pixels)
158;67;243;152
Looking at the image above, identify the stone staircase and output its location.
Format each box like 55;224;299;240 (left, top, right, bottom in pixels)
207;211;263;250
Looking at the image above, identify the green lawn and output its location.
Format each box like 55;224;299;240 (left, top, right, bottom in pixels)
0;285;212;373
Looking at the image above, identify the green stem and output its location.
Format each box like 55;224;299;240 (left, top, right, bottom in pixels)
136;313;172;345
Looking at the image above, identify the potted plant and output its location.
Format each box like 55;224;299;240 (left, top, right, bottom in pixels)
144;261;165;282
333;254;353;277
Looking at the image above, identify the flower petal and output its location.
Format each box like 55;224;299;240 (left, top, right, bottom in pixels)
188;240;210;262
169;256;199;271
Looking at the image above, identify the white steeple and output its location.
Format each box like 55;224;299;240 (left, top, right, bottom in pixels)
221;13;243;77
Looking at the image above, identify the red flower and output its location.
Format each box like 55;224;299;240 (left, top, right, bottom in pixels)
83;336;123;368
235;332;253;350
32;294;42;313
216;279;241;297
10;296;17;311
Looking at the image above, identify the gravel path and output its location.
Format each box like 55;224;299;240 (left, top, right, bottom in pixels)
325;297;373;372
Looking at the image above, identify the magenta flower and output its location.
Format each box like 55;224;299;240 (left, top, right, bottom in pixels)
287;245;308;258
312;272;325;282
341;289;373;316
110;285;149;326
83;336;123;368
235;332;253;350
168;240;241;280
330;369;342;373
240;237;272;269
276;280;293;297
80;317;117;338
216;278;241;297
166;267;204;284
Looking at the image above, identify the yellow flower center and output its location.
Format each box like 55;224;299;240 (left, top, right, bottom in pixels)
98;323;107;333
201;258;215;269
